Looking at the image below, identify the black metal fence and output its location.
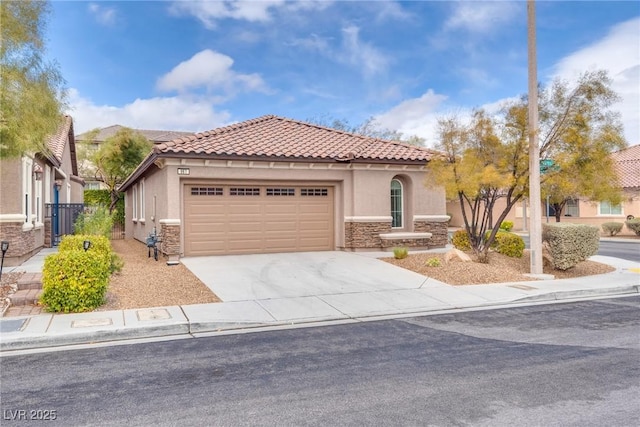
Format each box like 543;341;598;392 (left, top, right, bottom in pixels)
111;222;125;240
45;203;84;246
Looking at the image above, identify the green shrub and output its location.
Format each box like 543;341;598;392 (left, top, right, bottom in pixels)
40;250;110;313
393;247;409;259
59;235;121;274
499;221;514;232
74;206;114;238
425;257;441;267
84;189;124;225
542;223;600;270
451;230;471;251
625;218;640;236
601;222;623;237
493;231;525;258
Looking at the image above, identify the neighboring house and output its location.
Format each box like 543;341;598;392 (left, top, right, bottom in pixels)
76;125;194;189
119;115;448;262
0;116;84;266
447;144;640;235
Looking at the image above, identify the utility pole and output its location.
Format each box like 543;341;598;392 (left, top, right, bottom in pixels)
528;0;543;275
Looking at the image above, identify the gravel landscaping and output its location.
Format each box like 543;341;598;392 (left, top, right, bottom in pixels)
0;239;621;314
383;250;615;285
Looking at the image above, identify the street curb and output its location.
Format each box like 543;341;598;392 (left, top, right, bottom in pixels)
513;284;640;303
0;323;189;352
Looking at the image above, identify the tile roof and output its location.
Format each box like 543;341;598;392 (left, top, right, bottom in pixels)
76;125;194;144
46;115;73;165
156;115;437;163
611;144;640;189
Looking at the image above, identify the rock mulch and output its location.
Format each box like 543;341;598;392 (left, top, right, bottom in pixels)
383;250;615;285
97;239;220;311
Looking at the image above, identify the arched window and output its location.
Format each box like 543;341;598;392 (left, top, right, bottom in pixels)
391;179;403;228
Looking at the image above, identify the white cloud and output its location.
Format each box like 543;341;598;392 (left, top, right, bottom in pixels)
156;49;268;95
552;17;640;144
375;89;449;146
168;0;331;29
66;89;231;134
445;2;520;33
88;3;117;26
340;25;389;77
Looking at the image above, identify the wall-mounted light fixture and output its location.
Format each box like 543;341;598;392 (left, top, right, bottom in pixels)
33;164;43;181
177;167;190;175
54;180;62;191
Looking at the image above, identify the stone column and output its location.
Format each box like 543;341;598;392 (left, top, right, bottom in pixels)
159;219;181;265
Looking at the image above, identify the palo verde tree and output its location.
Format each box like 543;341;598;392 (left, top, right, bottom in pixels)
93;128;153;213
538;70;626;221
306;115;425;145
0;0;67;158
427;69;626;262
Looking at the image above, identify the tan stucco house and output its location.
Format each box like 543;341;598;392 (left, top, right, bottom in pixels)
119;115;448;261
447;144;640;235
0;115;84;266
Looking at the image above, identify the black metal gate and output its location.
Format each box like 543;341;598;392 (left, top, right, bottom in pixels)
45;203;84;246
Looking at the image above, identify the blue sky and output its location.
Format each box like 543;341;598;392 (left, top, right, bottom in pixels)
47;1;639;147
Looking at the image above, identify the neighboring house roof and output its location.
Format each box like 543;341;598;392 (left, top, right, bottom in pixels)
76;125;194;144
120;115;439;191
43;115;79;177
611;144;640;189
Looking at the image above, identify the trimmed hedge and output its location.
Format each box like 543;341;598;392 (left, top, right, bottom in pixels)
542;223;599;270
601;222;623;237
626;218;640;236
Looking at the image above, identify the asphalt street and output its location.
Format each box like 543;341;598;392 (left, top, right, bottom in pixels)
1;296;639;426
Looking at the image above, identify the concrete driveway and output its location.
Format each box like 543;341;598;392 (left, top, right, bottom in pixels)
180;251;432;302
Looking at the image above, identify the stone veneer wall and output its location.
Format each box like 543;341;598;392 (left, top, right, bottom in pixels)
159;221;181;264
0;221;35;266
380;236;431;249
414;220;449;248
344;221;391;249
44;218;52;248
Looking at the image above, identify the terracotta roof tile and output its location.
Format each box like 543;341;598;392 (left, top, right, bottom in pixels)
46;115;73;164
155;115;437;163
612;144;640;189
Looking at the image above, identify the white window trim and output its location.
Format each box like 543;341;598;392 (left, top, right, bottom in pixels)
22;157;34;231
132;185;138;222
598;201;624;216
139;179;145;222
391;178;404;229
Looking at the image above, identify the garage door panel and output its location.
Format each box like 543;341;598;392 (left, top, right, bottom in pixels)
185;184;333;256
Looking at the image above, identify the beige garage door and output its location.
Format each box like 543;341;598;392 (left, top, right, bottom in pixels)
184;184;334;256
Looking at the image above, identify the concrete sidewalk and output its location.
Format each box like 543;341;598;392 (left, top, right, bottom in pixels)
1;250;638;353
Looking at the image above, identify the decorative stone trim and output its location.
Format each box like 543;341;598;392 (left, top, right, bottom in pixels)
379;233;432;249
159;219;181;265
0;221;37;266
414;219;448;248
344;221;391;249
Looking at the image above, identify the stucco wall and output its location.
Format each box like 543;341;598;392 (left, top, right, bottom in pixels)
124;158;448;254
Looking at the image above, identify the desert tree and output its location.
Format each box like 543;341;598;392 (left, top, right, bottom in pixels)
0;0;67;158
427;70;626;262
92;128;153;213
